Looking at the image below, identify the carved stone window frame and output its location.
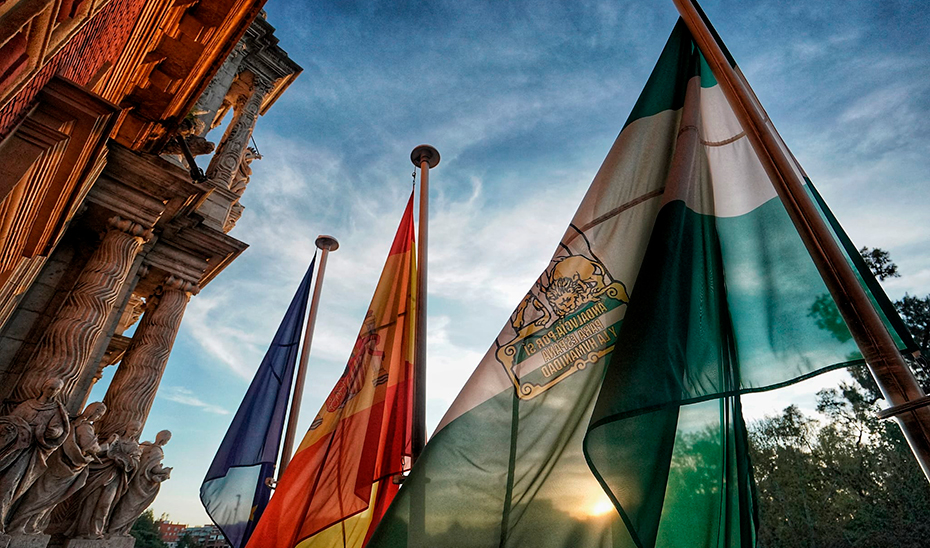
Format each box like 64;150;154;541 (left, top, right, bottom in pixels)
0;75;117;325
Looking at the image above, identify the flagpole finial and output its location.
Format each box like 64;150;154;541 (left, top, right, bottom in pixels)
315;235;339;252
410;145;440;168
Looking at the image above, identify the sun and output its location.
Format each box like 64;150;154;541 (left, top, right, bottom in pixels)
587;494;616;517
562;484;621;520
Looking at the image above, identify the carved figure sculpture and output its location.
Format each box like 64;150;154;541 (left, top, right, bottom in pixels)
68;421;142;539
7;402;110;534
107;430;171;536
0;378;69;532
230;147;261;195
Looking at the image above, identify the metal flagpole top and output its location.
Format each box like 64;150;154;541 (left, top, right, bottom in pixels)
315;235;339;251
410;145;440;168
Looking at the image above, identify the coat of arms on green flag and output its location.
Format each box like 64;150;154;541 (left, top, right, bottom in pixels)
366;19;915;548
497;232;629;400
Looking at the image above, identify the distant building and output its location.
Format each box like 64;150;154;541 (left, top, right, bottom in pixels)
157;520;187;548
185;525;230;548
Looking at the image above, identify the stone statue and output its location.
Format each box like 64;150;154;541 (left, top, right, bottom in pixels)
65;421;142;539
230;146;261;195
0;378;70;532
7;402;111;535
160;116;216;156
223;146;260;232
107;431;171;536
160;134;216;157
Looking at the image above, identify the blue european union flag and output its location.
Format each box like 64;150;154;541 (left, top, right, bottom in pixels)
200;256;315;548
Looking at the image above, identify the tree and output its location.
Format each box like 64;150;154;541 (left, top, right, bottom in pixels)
749;389;930;548
750;247;930;546
859;246;900;281
897;293;930;354
130;509;168;548
856;247;930;392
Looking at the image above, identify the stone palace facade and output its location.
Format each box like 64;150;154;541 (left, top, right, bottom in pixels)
0;1;300;546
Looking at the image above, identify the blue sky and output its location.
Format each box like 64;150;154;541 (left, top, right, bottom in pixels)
85;0;930;525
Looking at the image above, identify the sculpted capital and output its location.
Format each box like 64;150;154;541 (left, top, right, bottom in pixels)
163;275;200;295
106;217;153;243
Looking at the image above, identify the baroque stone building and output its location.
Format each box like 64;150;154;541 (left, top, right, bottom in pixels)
0;0;300;544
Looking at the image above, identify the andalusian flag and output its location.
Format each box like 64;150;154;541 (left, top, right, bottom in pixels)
367;19;915;548
247;194;416;548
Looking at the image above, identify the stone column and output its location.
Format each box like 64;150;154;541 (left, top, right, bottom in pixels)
204;75;272;190
95;276;198;440
192;39;249;136
8;218;151;410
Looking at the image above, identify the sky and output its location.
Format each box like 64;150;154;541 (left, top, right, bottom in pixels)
83;0;930;525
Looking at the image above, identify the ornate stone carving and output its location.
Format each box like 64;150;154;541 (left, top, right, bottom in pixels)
86;336;131;405
230;147;261;196
106;431;170;536
222;146;260;233
223;203;245;233
95;278;196;440
63;536;134;548
7;403;109;535
159;135;214;157
0;379;70;533
192;39;250;136
114;295;145;336
9;219;152;410
204;77;273;190
55;422;141;539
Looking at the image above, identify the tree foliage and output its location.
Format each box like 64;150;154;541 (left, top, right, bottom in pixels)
861;248;930;391
130;510;168;548
897;294;930;354
859;247;900;281
749;247;930;546
749;386;930;547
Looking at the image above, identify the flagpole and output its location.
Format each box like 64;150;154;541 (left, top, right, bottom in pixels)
410;145;439;464
278;235;339;478
673;0;930;478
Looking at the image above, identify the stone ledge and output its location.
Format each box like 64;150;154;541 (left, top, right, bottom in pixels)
63;537;134;548
8;533;49;548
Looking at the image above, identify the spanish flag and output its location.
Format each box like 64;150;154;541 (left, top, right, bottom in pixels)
247;193;416;548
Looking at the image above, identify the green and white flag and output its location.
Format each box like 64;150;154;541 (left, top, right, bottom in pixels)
367;20;916;548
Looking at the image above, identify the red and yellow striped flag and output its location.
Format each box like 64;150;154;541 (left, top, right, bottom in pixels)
247;194;416;548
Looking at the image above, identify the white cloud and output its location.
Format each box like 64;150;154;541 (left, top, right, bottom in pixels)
182;287;271;380
159;386;230;415
429;173;590;309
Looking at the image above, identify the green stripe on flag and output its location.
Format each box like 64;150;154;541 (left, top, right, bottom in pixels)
806;180;917;353
624;21;718;131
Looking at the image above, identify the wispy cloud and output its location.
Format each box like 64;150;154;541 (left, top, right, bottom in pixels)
182;287;271;380
160;386;229;415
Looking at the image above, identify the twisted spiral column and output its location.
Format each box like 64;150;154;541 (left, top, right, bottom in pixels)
95;276;199;439
9;217;152;409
